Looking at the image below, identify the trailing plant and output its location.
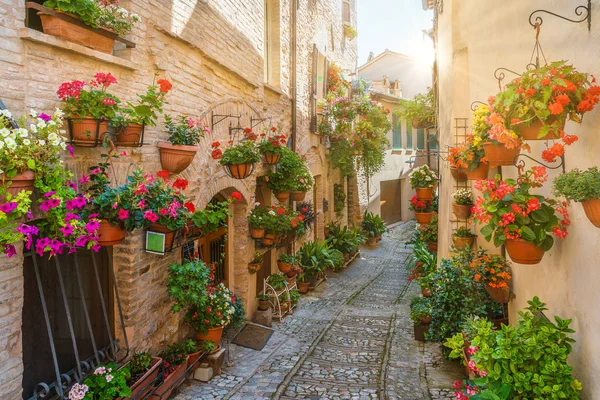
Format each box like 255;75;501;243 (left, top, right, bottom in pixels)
191;195;236;235
452;189;473;205
445;297;582;399
211;128;260;165
361;211;387;238
453;226;476;238
410;297;432;324
408;195;434;212
328;139;356;177
250;251;263;265
167;259;210;313
417;214;438;243
68;363;131;399
164;114;209;146
333;183;346;217
398;87;435;126
553;166;600;202
472;167;569;250
248;203;268;230
409;165;438;189
264;147;314;193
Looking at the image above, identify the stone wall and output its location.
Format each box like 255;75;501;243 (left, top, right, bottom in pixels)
0;0;357;397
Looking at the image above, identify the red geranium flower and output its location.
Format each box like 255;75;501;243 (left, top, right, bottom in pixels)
173;178;189;190
230;192;242;202
211;148;223;160
277;207;285;215
211;141;221;148
157;170;170;180
157;78;172;93
184;202;196;213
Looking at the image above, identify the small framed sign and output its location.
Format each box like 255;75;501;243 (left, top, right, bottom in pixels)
146;231;166;255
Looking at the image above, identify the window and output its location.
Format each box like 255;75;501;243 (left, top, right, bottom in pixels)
264;0;281;87
405;121;413;149
342;0;352;26
310;45;328;133
392;114;402;149
417;128;425;150
428;132;438;150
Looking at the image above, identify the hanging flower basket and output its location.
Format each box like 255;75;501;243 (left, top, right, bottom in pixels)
485;284;510;303
248;262;262;274
291;191;306;202
452;235;475;251
262;232;275;246
466;163;489;180
262;152;281;165
195;326;224;346
414;212;434;225
482;142;520;167
581;198;600;228
225;163;254;180
412;118;430;129
148;223;176;249
2;170;35;199
115;123;144;147
251;227;265;239
416;187;434;201
505;238;545;265
97;219;126;246
450;167;468;182
275;191;290;202
158;142;198;175
452;203;472;220
515;115;565;141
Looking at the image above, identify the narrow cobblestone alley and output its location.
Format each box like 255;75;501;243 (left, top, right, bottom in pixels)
175;222;462;400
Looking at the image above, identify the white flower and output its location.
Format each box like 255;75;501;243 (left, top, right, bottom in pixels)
22;139;30;146
48;132;58;141
55;108;64;118
29;124;37;133
29;109;37;117
254;202;261;207
18;128;28;138
268;210;276;216
37;120;46;129
5;137;16;150
1;110;12;119
38;139;46;146
105;374;114;383
48;120;56;126
0;140;4;149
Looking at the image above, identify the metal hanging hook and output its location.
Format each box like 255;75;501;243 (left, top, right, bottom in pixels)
528;2;592;31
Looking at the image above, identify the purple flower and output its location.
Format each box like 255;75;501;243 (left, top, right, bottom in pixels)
17;223;39;235
88;213;98;219
85;220;100;233
38;113;52;121
59;224;75;237
64;213;80;222
91;168;102;175
0;202;18;213
43;191;56;198
91;244;101;252
79;175;90;185
40;198;60;212
67;145;74;157
75;236;88;247
3;244;16;258
26;211;33;220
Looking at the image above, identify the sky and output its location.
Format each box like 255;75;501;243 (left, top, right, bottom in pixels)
357;0;434;67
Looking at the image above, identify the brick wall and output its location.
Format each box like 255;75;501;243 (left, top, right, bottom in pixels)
0;0;356;396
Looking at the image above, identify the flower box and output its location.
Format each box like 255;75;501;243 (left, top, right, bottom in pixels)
38;11;115;54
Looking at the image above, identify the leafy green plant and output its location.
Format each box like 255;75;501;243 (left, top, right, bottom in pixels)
408;165;438;189
333;183;346;217
159;343;187;376
198;340;216;353
178;338;200;355
329;249;345;271
325;223;356;254
267;273;288;290
328;139;356;177
191;198;232;235
211;129;260;165
164;114;208;146
129;351;153;377
278;254;297;264
186;283;241;333
167;259;210;313
68;362;131;399
289;289;301;303
296;240;334;276
554;167;600;202
250;252;263;265
361;211;388;238
256;293;270;301
445;298;582;399
58;72;120;120
256;129;287;157
453;226;476;238
399;87;435;126
265;147;314;192
113;79;171;127
43;0;100;28
410;297;432;324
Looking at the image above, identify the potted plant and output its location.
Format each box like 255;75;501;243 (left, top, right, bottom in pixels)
257;294;270;311
447;146;468;182
452;226;476;251
408;195;434;225
248;204;268;239
173;339;202;370
191;282;241;345
343;25;358;40
361;211;388;245
329;249;345;272
211;128;260;179
554;167;600;227
316;99;327;114
67;363;131;399
325;223;355;259
277;254;296;274
267;273;288;292
494;61;599;142
57;72;120;146
409;165;438;200
112;78;172;146
257;127;286;165
472;168;569;264
156;114;208;174
399;88;435;129
297;273;309;293
451;189;473;220
471;251;512;303
296;240;334;286
125;351;163;400
198;340;218;355
264;147;314;202
155;344;188;399
39;0;140;53
411;297;432;341
418;215;438;253
248;251;263;274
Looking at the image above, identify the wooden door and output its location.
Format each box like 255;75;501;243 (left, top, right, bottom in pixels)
380;179;402;224
197;226;228;287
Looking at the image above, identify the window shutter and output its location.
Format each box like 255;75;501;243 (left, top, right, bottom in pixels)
342;0;351;25
323;58;329;97
310;44;319;133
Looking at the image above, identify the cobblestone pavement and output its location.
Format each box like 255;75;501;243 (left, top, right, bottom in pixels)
175;222;463;400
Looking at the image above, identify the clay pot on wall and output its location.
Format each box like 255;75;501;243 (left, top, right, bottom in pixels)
262;233;275;246
225;163;254;179
251;227;265;239
485;284;510;304
466;163;489;180
97;219;126;246
116;124;144;146
275;191;290;202
158;142;198;175
69;117;108;146
452;203;472;220
505;238;545;265
452;236;475;251
1;170;35;199
291;191;306;202
482;142;521;167
415;212;434;225
581;199;600;228
450;167;468;182
262;152;281;165
195;326;224;346
148;223;176;249
416;187;434;201
38;12;115;53
515;116;565;140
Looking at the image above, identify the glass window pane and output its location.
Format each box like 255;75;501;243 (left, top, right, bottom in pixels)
406;121;412;149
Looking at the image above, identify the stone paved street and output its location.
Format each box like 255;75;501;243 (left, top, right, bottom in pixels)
175;222;463;400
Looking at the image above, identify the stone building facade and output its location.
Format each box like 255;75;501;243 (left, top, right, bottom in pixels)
0;0;357;398
430;0;600;398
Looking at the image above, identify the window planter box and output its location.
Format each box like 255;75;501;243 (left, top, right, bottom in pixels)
124;357;162;400
38;11;115;54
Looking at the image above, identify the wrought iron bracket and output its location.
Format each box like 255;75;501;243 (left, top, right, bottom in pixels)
513;153;566;174
470;100;486;111
250;116;272;130
211;112;241;130
529;1;591;31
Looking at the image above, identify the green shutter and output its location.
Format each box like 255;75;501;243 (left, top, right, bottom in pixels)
392;114;402;149
406;121;412;149
428;133;438;150
417;128;425;150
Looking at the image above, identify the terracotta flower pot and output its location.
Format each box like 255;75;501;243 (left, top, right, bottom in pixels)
225;163;254;179
427;242;438;253
125;357;162;400
298;281;309;294
450;167;468;182
262;152;281;165
149;363;186;399
186;351;203;371
452;235;475;251
158;142;198;175
195;326;224;346
70;117;108;146
148;223;176;249
291;191;306;202
415;187;434;201
581;198;600;228
1;170;35;199
485;284;510;303
367;237;377;246
482;141;521;167
505;238;545;265
275;191;290;202
516;115;565;140
421;287;432;297
251;227;265;239
258;299;270;311
278;261;293;274
38;12;115;53
466;163;489;180
285;275;296;285
452;203;472;220
343;253;350;264
412;118;430;129
262;233;275;246
420;316;432;325
97;219;126;246
414;212;434;225
116;123;144;146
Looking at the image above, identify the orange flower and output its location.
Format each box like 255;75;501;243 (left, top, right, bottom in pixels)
474;273;481;281
548;102;564;115
157;79;172;93
555;94;570;106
